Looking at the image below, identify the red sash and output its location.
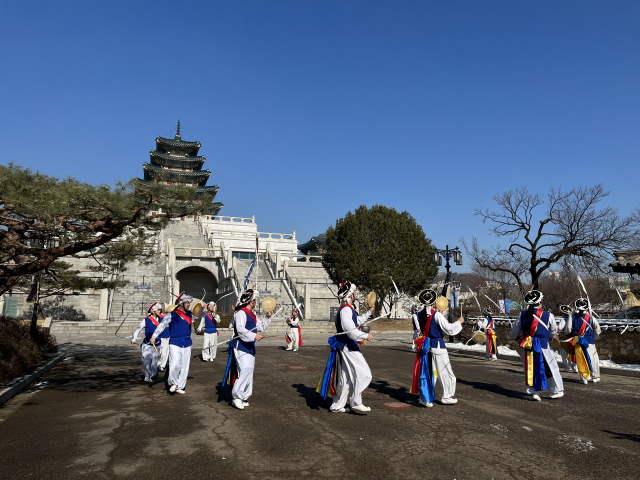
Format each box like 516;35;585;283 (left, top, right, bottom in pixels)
578;313;590;336
240;307;257;322
159;313;165;319
529;308;543;336
174;309;192;325
340;303;355;312
424;308;435;334
148;315;160;327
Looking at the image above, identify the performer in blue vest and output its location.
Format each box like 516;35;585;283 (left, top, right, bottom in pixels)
151;292;194;394
425;293;464;405
321;281;374;414
476;307;498;361
223;289;273;410
410;289;438;407
197;301;221;362
564;298;601;384
510;290;564;401
131;302;163;382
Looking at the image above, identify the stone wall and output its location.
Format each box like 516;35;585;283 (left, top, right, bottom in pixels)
458;323;640;365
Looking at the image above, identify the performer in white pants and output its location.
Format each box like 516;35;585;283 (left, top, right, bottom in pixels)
557;305;576;373
476;308;497;360
223;290;272;410
197;302;221;361
286;308;301;351
426;295;464;404
131;302;163;382
156;306;170;371
565;298;601;384
410;306;420;352
511;290;564;401
329;281;374;414
151;293;194;394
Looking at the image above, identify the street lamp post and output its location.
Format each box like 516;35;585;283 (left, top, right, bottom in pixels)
433;245;463;332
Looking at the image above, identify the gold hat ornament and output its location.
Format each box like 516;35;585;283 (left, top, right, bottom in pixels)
435;296;449;311
262;296;276;312
366;292;376;308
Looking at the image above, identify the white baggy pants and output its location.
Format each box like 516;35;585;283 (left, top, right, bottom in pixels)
560;350;576;371
286;328;299;350
524;345;564;395
202;332;218;361
331;349;372;410
141;343;159;381
159;338;170;369
586;344;600;380
431;347;457;400
232;349;255;401
168;344;191;390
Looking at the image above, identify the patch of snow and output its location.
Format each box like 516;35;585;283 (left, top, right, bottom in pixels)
522;426;533;432
599;359;640;370
445;342;520;357
558;435;595;454
491;424;508;434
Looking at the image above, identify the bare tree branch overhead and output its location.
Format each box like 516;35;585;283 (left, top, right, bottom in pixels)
462;185;639;294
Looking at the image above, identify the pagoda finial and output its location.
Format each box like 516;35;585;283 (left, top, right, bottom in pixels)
175;119;181;140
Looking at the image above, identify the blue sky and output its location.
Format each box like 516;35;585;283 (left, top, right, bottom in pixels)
1;1;638;270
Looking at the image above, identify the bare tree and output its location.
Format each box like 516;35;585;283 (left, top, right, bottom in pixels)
462;185;638;295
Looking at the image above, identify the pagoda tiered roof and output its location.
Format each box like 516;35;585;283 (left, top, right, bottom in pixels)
156;136;200;156
136;121;223;215
149;150;206;170
142;163;211;186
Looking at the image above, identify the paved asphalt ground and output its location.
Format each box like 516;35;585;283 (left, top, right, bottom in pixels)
1;333;639;480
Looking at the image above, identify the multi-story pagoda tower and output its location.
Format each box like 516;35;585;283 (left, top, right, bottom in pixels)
137;121;223;215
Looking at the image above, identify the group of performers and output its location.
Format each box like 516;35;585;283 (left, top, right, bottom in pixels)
130;281;603;410
131;293;221;394
472;291;602;392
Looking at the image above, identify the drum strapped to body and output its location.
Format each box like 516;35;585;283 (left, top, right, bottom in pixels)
471;331;487;344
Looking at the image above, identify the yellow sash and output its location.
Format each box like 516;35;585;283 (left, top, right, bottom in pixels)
520;336;534;386
571;336;591;379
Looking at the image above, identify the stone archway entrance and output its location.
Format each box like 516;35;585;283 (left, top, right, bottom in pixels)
176;266;218;304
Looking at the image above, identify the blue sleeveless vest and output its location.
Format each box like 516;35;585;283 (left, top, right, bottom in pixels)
427;313;445;349
519;309;550;349
335;304;360;352
204;313;218;334
157;313;170;339
230;308;257;355
143;316;160;345
168;310;193;348
572;313;595;345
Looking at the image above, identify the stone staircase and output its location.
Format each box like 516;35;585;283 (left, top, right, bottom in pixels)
108;255;168;324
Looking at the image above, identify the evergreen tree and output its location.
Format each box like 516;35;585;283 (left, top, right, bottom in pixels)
322;205;438;314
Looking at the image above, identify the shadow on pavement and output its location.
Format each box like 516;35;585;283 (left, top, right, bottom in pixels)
457;378;529;400
368;379;413;403
602;430;640;443
292;383;330;410
215;383;233;404
382;348;414;354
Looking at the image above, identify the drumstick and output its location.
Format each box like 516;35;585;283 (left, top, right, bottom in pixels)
371;329;389;338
